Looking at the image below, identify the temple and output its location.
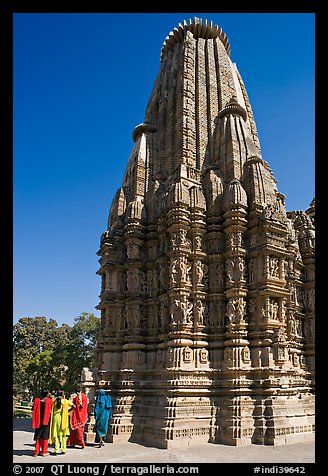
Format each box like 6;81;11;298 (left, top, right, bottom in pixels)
90;18;315;447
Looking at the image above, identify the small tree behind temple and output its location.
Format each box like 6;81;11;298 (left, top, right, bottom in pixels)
13;313;100;399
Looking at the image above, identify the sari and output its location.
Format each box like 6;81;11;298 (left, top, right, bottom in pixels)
31;396;53;455
49;397;73;454
67;392;88;447
94;389;112;439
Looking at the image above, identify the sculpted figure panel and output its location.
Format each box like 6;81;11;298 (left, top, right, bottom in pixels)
170;297;193;325
194;300;205;326
127;269;139;292
171;256;190;284
226;256;245;283
226;297;246;324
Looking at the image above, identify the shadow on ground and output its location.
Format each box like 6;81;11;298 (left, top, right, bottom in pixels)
13;418;34;433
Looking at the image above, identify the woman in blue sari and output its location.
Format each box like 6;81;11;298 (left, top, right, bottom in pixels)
94;389;112;447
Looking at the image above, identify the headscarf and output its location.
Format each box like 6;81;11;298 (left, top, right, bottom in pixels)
94;389;112;438
60;398;70;431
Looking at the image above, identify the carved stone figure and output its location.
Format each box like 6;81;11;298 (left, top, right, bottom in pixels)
127;243;139;259
126;269;139;292
269;257;279;277
171;256;189;284
307;288;315;312
194;260;204;285
194;300;205;326
248;258;255;283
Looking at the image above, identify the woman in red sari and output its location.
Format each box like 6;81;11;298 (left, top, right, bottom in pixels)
67;386;89;448
31;389;53;457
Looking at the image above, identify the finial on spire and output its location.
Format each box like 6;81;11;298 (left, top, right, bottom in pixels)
160;18;231;61
219;95;247;121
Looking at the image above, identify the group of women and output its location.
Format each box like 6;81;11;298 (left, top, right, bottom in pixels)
31;387;112;456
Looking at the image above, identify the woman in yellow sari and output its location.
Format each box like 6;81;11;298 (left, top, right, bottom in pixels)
49;390;74;455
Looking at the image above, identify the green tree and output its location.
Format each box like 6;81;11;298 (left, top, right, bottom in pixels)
62;312;100;394
71;312;100;364
13;317;70;398
24;350;68;396
13;313;100;399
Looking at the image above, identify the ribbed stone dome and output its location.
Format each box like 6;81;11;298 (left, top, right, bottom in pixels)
224;179;248;210
219;95;247;121
160;17;230;60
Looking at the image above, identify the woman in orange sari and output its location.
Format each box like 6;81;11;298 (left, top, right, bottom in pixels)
67;386;89;448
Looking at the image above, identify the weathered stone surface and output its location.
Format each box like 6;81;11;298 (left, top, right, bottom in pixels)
84;17;315;448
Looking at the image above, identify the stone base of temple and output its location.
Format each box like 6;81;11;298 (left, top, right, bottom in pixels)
104;393;315;448
252;394;315;445
264;432;315;446
84;414;96;444
82;367;315;448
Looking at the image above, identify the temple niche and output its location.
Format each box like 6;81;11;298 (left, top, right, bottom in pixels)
89;18;315;447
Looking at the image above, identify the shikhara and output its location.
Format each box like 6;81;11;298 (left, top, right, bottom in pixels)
86;17;315;448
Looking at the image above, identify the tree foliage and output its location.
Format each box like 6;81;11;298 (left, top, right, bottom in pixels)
13;313;100;399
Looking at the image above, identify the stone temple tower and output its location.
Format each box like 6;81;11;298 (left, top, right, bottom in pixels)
94;18;315;447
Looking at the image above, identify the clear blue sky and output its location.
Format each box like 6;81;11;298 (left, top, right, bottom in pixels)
13;13;315;326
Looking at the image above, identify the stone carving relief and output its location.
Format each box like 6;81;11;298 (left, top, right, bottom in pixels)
170;296;193;325
258;194;287;224
248;258;255;283
193;234;202;251
171;230;191;249
126;243;140;259
159;299;169;332
171;256;191;284
268;256;279;278
242;346;251;363
148;243;158;260
209;261;224;289
248;297;256;316
287;313;303;338
120;271;127;293
216;301;226;326
206;301;225;327
183;346;192;362
226;256;245;283
126;269;140;292
194;260;205;285
199;348;208;364
281;299;287;323
226;297;246;324
117;307;127;332
147;268;158;293
194;300;205;326
159;262;168;290
304;317;314;341
261;298;279;321
126;304;140;331
147;303;159;330
307;288;315;312
229;231;242;248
